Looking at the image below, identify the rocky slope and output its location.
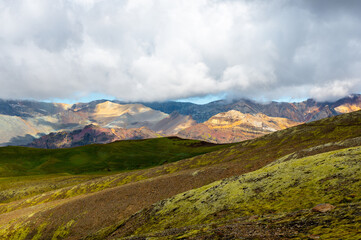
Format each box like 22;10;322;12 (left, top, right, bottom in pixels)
26;124;160;149
178;110;300;143
151;112;196;135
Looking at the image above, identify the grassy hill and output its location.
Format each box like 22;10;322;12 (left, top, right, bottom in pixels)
113;145;360;239
0;111;360;240
0;137;229;177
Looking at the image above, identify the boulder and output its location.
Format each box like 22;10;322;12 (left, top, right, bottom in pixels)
311;203;335;213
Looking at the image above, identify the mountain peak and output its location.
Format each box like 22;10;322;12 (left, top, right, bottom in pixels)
93;101;155;117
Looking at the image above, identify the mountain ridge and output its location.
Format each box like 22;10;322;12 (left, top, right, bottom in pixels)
142;94;361;122
1;94;360;146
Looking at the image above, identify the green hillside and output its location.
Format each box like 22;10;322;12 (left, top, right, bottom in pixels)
0;137;230;177
109;145;361;239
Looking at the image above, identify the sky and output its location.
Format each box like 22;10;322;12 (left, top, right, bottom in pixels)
1;0;361;103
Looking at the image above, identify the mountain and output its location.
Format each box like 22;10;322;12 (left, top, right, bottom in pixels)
178;110;300;143
0;100;75;146
1;94;360;147
0;100;193;146
151;111;196;135
0;99;71;117
0;110;359;239
143;94;361;122
25;110;296;146
26;124;160;149
76;101;167;128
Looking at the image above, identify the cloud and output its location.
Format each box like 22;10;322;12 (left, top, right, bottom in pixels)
0;0;361;102
310;79;361;102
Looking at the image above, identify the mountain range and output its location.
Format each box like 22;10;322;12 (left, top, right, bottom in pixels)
0;94;360;147
0;100;194;146
142;94;361;122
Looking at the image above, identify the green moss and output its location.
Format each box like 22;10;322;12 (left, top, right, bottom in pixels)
31;222;48;240
0;220;31;240
84;221;125;240
11;226;30;240
308;210;361;240
131;146;361;234
51;219;75;240
0;173;99;204
176;229;201;238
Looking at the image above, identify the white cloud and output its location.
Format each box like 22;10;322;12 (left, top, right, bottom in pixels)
0;0;361;102
310;79;361;102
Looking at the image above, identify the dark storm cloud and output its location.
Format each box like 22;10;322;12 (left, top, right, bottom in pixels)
0;0;360;102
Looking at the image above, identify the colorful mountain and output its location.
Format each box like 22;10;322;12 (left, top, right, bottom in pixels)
0;100;194;146
143;94;361;122
1;94;360;146
151;112;196;135
26;124;160;149
178;110;300;143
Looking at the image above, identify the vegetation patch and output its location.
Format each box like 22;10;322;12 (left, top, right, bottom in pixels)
119;202;361;240
0;137;229;177
114;146;361;237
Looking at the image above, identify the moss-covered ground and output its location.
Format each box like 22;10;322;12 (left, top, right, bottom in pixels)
110;146;361;239
0;174;104;203
117;202;361;239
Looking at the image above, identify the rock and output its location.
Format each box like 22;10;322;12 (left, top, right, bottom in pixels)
248;215;259;220
192;170;200;176
308;235;320;239
311;203;335;213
